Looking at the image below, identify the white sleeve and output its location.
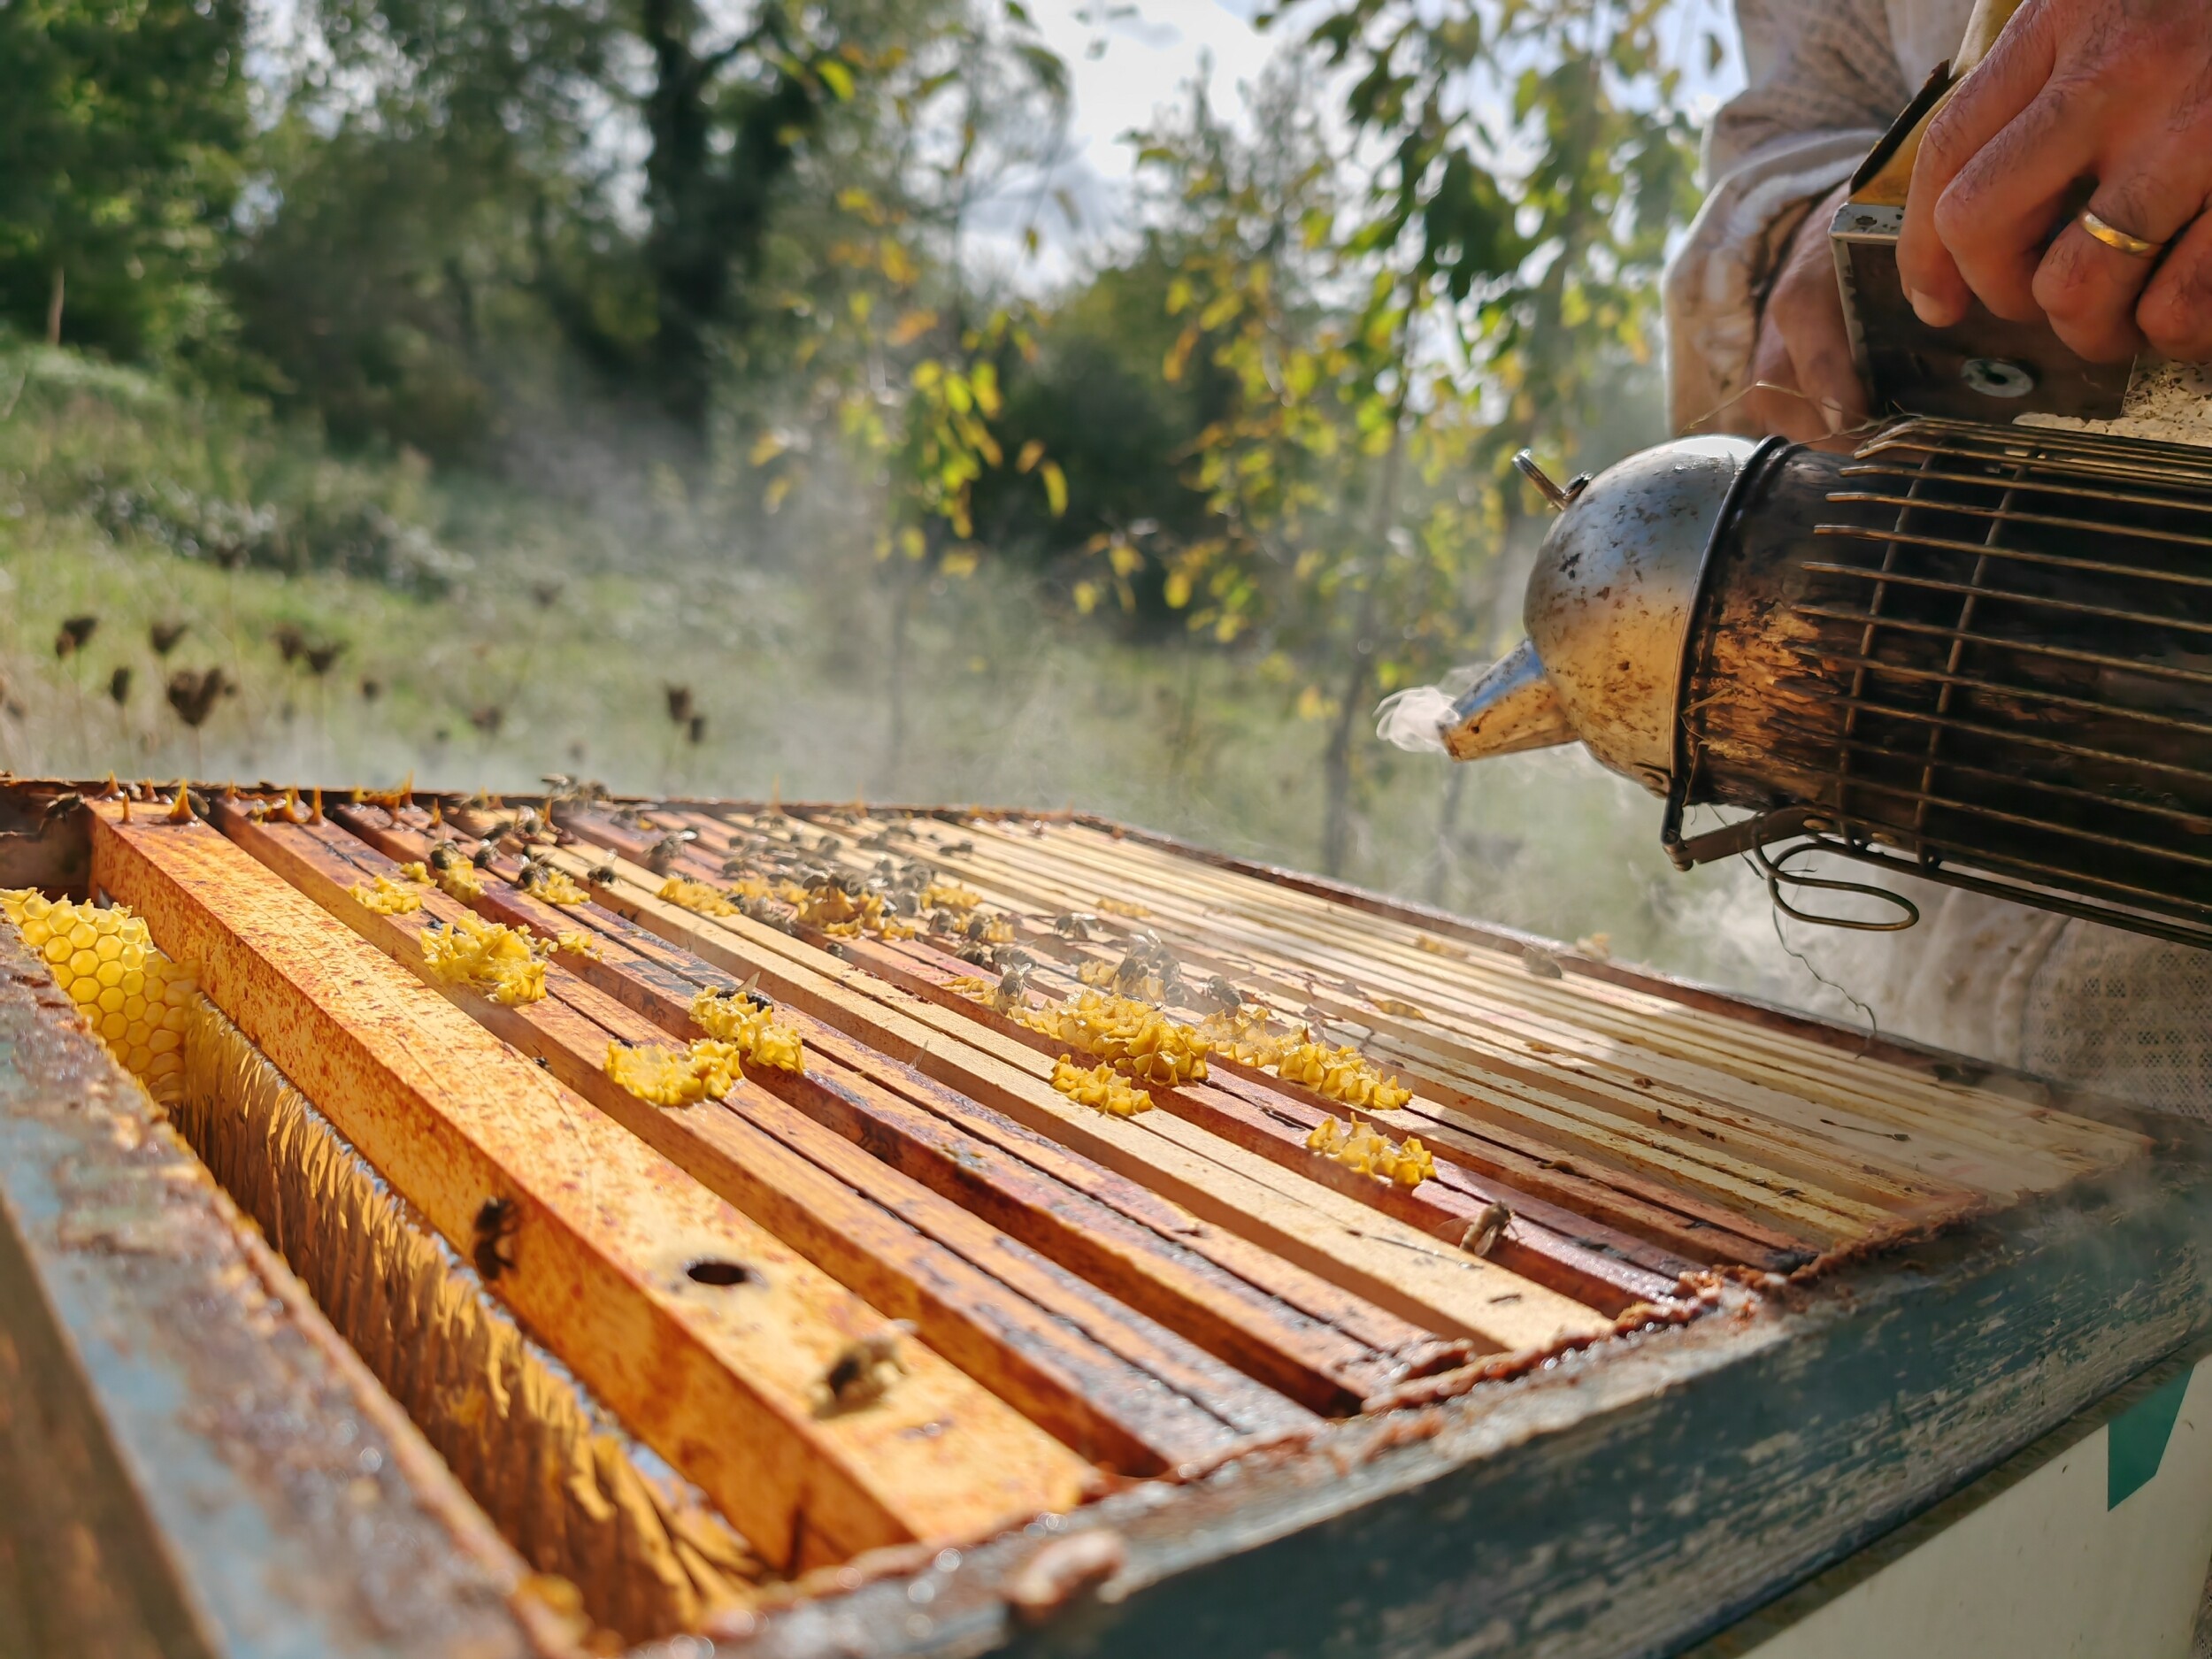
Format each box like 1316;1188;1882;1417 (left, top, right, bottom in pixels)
1662;0;1917;435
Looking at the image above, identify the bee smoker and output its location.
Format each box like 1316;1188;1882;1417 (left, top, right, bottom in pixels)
1435;418;2212;948
1416;0;2212;949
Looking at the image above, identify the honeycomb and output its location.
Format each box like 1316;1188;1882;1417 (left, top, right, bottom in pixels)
350;873;424;915
1;891;199;1103
1305;1115;1435;1188
1018;992;1210;1088
419;911;549;1006
689;987;805;1074
1048;1056;1154;1118
658;877;741;918
605;1039;746;1107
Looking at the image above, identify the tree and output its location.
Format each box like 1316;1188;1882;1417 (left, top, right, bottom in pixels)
1095;5;1701;875
0;0;248;359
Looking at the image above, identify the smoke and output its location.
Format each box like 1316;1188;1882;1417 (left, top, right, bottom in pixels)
1373;674;1476;755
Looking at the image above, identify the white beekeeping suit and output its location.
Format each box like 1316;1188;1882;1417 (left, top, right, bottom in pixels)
1660;0;2212;1117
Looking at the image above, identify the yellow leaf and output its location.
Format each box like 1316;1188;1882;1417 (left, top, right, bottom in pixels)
1164;570;1192;608
817;59;855;100
899;526;926;561
1041;460;1068;517
749;430;787;466
888;308;938;347
1107;541;1142;579
1296;686;1329;721
1072;580;1100;615
940;549;979;578
764;475;794;514
1017;439;1045;473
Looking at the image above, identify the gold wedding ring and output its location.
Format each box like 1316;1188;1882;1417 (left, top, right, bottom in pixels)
2079;208;2167;259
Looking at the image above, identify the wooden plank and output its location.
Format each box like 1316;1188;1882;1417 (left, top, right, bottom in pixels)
519;831;1615;1353
910;813;2124;1202
225;808;1314;1471
342;803;1464;1409
803;923;1701;1304
682;804;1824;1268
87;805;1092;1571
1028;818;2143;1179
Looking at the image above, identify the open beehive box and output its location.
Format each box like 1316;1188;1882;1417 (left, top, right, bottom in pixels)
0;776;2203;1659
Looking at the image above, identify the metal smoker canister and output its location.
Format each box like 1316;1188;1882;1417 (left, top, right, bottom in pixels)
1440;418;2212;949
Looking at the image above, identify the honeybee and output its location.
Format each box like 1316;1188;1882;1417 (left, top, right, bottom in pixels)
472;1197;520;1282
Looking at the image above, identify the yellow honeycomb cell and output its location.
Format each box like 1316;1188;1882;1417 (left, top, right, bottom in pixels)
4;890;201;1108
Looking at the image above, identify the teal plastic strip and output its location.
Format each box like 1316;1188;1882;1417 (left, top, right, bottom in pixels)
2108;1370;2192;1509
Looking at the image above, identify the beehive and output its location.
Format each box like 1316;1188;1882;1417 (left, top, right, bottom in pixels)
0;777;2185;1659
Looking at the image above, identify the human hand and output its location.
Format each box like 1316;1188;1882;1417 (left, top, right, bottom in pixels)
1897;0;2212;365
1743;182;1871;442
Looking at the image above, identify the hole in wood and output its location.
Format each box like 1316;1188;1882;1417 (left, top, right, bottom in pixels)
687;1258;756;1286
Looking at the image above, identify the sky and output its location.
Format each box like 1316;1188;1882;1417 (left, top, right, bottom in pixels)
970;0;1747;291
963;1;1289;288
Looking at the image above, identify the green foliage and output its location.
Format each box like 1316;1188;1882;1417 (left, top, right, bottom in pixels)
0;0;248;359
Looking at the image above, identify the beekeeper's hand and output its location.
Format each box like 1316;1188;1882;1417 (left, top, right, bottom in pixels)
1897;0;2212;365
1745;181;1870;442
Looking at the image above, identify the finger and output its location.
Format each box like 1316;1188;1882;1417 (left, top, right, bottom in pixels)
1746;386;1830;444
1743;317;1823;442
2139;206;2212;365
1899;4;2057;327
1784;295;1870;433
2034;176;2199;364
1934;85;2103;324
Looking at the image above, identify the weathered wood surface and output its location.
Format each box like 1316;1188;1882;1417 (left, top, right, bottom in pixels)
339;803;1461;1413
680;803;2141;1272
908;813;2127;1194
726;1150;2212;1659
677;807;1868;1270
89;806;1092;1570
228;806;1315;1471
0;909;550;1659
519;825;1612;1352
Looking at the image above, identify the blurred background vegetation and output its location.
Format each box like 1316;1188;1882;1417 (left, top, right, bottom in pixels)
0;0;1845;1007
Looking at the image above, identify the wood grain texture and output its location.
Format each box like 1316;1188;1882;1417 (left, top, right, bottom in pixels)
228;807;1315;1471
342;803;1459;1412
520;830;1612;1353
88;806;1091;1571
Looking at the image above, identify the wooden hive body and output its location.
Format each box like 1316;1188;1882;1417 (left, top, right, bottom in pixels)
0;777;2202;1659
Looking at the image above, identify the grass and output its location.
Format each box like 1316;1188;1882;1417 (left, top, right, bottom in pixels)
0;340;1842;1014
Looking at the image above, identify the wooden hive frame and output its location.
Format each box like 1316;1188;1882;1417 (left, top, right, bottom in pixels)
0;775;2204;1659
